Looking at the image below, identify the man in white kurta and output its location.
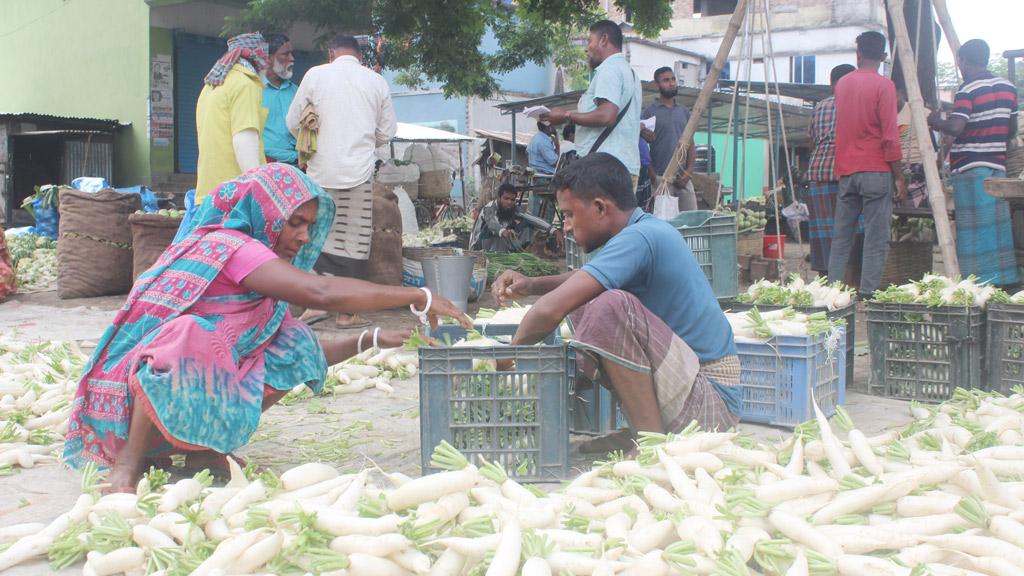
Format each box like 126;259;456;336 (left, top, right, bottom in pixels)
287;33;397;327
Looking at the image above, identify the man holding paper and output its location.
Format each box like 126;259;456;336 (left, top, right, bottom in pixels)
642;66;698;211
541;20;642;191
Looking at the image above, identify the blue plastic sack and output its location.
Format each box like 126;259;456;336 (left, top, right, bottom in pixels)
114;185;160;214
28;198;60;240
171;189;198;244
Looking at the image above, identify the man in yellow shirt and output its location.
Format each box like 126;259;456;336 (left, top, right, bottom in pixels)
194;32;270;205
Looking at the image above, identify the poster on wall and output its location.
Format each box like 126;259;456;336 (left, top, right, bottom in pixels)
150;55;174;146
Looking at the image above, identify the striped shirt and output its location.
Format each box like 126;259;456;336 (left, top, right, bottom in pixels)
807;96;838;182
950;72;1018;174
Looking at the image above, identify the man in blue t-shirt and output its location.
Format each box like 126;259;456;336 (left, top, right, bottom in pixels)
493;153;740;452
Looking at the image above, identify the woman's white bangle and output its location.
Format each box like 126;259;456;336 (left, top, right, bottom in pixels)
409;287;432;325
357;329;369;354
372;327;381;350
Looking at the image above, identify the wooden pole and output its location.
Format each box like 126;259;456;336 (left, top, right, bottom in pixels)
888;0;959;276
655;0;748;198
932;0;961;70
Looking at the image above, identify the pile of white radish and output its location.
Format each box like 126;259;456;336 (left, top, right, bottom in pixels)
287;345;420;400
725;307;845;340
0;335;86;473
8;387;1024;575
475;305;532;326
872;274;1007;308
739;276;854;311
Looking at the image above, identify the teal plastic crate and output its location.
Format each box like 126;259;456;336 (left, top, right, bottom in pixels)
571;384;628;435
418;326;572;482
670;210;738;299
721;301;856;393
866;302;984;402
736;329;846;427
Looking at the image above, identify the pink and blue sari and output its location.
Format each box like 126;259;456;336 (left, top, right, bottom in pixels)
64;163;335;468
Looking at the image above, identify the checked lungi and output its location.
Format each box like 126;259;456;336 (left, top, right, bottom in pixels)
568;290;740;433
952;167;1019;286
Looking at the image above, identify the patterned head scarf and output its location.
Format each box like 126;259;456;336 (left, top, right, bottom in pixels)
204;32;271;86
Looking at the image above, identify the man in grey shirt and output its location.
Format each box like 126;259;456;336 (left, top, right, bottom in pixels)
641;67;698;211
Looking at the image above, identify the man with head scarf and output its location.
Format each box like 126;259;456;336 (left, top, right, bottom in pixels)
262;33;299;166
194;32;270;205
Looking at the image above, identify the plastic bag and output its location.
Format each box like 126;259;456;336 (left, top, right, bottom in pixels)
70;177;108;192
23;185;61;240
171;189;197;244
114;185;160;213
653;193;680;221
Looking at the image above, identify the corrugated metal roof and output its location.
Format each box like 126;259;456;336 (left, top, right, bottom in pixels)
0;112;128;128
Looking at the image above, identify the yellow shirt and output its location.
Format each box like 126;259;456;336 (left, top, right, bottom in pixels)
195;64;268;203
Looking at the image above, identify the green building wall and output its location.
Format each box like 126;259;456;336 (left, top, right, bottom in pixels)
0;0;151;185
150;27;175;178
695;131;766;202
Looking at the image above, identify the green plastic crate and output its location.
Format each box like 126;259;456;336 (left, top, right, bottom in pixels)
670;210;738;299
866;302;984;402
985;303;1024;395
419;326;572;482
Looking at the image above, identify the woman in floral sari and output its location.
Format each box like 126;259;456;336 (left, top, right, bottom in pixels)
63;163;468;490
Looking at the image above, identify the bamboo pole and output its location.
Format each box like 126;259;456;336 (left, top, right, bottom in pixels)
655;0;748;198
932;0;962;69
888;0;959;276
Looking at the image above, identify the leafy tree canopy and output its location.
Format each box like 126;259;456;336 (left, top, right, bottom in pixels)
228;0;674;97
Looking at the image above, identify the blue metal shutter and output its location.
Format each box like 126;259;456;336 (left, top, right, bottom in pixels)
174;32;226;174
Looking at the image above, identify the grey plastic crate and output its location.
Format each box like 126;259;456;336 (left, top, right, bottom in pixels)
985;303;1024;395
866;302;984;402
565;234;600;271
419;326;573;482
670;210;738;299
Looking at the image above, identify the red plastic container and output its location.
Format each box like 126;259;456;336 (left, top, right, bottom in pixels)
763;234;785;259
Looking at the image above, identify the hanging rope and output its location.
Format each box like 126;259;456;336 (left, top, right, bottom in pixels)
712;0;753;209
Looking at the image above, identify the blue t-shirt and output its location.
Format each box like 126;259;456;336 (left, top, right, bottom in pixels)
262;77;299;164
639;138;652;168
581;209;737;362
575;53;642;176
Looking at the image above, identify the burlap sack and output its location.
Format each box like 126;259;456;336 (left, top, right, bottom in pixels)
57;187;140;299
129;214;181;281
366;187;403;285
419;169;453;200
376;160;421;199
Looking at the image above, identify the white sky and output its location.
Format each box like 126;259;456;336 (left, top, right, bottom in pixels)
935;0;1023;63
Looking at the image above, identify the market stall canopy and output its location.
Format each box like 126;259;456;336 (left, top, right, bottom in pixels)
494;81;814;146
393;122;478;143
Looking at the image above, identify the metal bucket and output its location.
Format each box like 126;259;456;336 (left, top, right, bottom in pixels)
420;255;476;312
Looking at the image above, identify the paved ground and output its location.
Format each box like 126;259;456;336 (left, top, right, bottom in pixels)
0;245;920;574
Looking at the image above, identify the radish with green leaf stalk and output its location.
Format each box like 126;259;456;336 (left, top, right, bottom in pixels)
387;442;479;511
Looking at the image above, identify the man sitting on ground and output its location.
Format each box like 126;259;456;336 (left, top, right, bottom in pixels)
471;184;535;252
492;153;740;451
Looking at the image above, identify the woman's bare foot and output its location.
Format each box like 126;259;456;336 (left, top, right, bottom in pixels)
184;450;246;474
578;428;636;454
335;314;370;329
104;459;145;494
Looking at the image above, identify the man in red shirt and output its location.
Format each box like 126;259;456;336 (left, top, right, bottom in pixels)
827;31;906;297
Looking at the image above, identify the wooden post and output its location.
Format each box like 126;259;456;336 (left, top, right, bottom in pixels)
932;0;961;69
655;0;748;198
888;0;960;276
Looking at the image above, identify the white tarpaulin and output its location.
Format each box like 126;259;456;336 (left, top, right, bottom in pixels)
392;122;477;143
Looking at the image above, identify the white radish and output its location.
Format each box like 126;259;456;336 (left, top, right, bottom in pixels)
158;477;204;513
754;476;838;504
86;547;146;576
429;548;466;576
628;518;675;554
391;547;432;574
233;530;284;573
0;523;45;543
675;515;722;556
769;509;843;557
347;552;408;576
812;477;919;525
522;556;553;576
836;555;911;576
191;529;266;576
849;429;885;477
219;478;268;518
387;466;478;511
546;552;626;575
315;511;401;536
657;448;697;499
132;524;176;549
485;518;521;576
330;533;412;556
0;534;52;571
786;549;809;576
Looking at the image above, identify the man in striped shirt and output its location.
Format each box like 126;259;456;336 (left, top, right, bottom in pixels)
929;39;1019;286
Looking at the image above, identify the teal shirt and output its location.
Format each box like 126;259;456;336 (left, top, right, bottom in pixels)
581;209;737;362
262;77;298;164
574;53;642;175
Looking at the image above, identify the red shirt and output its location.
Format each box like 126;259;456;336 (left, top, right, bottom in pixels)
834;69;902;176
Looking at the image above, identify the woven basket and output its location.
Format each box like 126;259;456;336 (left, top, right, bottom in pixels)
1006;146;1024;179
880;241;933;288
736;230;764;257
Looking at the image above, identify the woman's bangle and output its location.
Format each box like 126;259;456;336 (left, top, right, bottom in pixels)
409;287;432;326
372;327;381;350
357;329;369;354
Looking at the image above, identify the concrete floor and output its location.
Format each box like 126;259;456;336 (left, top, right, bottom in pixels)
0;249;918;575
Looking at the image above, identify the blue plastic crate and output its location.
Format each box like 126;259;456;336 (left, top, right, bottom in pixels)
735;329;846;428
427;323;557;345
571;384;629;435
670;211;738;299
418;326;573;482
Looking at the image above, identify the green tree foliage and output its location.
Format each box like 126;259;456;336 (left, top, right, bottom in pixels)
229;0;674;97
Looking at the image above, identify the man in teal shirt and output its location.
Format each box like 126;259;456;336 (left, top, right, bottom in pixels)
262;33;299;165
543;20;641;185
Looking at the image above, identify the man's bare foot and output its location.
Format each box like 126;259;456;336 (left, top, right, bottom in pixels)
578;428;636;454
335;314;371;329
